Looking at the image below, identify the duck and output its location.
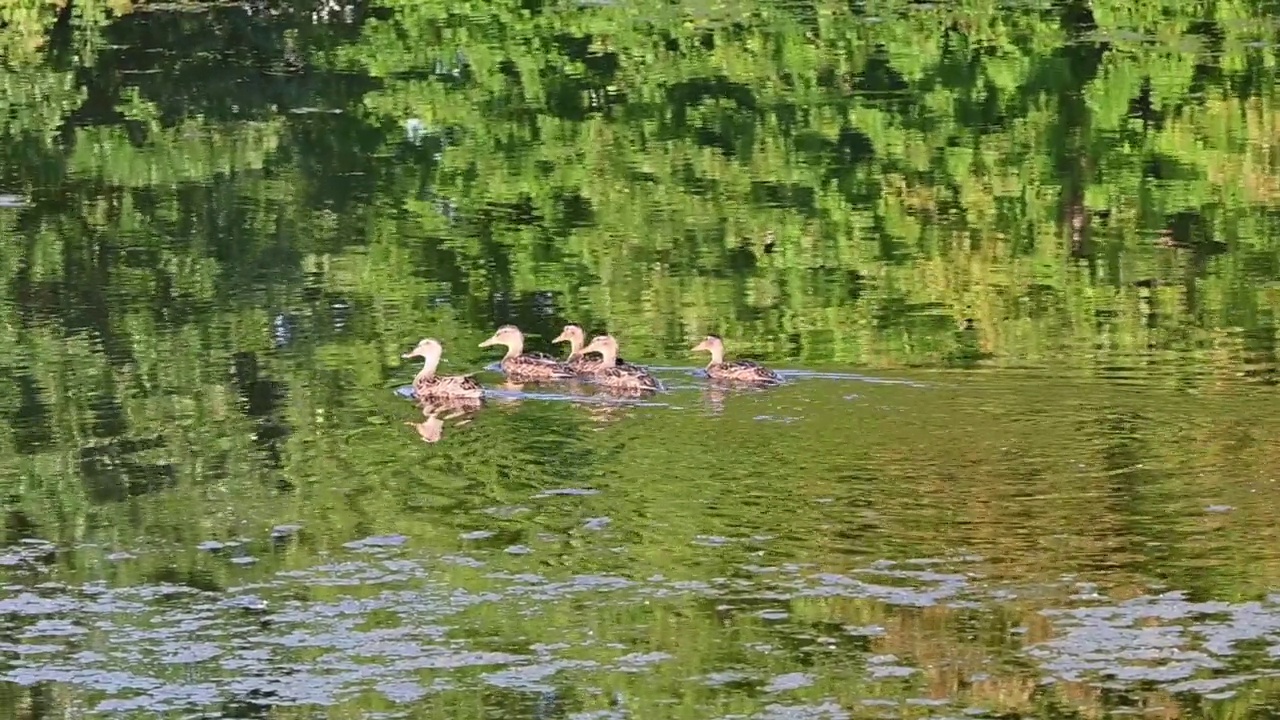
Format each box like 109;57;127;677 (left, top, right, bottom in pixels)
552;324;637;375
578;334;661;392
401;338;485;400
479;325;576;379
691;335;782;385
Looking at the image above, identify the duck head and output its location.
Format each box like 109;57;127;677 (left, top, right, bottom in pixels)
690;335;725;364
552;324;586;355
402;338;444;375
479;325;525;358
580;334;620;367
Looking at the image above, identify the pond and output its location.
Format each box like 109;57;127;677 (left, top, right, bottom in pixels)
2;0;1280;717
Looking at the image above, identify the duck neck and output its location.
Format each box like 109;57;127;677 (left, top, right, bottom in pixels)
417;354;440;380
503;336;524;360
565;337;583;360
597;347;617;367
707;347;724;366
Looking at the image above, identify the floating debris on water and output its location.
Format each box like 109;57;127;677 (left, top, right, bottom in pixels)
343;535;409;550
764;672;814;692
532;488;599;498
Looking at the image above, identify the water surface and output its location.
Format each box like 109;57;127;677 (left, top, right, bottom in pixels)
2;0;1280;717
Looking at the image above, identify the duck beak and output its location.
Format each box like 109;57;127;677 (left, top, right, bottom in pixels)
478;334;500;348
552;330;569;344
402;349;420;359
691;341;708;353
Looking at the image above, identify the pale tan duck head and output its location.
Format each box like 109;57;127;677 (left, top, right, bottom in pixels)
478;325;526;358
552;324;587;356
580;334;621;367
402;338;445;374
690;335;726;365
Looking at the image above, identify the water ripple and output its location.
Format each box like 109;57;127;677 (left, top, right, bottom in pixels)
1;538;1278;714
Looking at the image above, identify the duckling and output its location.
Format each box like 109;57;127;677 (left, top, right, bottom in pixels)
691;335;782;385
578;334;661;392
552;324;636;375
479;325;575;379
401;338;485;400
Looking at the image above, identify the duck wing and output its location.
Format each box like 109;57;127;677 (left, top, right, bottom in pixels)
505;353;576;378
599;366;661;392
722;360;782;384
416;374;486;399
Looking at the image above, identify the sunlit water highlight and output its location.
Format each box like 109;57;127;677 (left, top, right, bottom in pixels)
5;532;1280;716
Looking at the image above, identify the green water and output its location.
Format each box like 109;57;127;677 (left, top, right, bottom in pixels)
3;0;1280;717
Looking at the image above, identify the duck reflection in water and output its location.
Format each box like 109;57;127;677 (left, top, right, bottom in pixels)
697;383;723;415
405;399;481;444
577;384;657;424
699;377;777;416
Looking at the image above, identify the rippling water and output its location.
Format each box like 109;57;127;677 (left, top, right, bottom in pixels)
5;366;1280;717
4;0;1280;717
11;507;1280;716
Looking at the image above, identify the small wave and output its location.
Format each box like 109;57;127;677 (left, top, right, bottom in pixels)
394;385;669;407
776;370;927;387
396;365;924;403
476;362;925;387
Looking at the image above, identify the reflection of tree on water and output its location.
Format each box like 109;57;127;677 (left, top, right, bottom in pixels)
231;352;291;475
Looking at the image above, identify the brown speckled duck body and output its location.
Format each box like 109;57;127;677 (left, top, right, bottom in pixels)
402;339;485;400
691;335;782;386
552;324;637;376
479;325;575;380
579;335;661;393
